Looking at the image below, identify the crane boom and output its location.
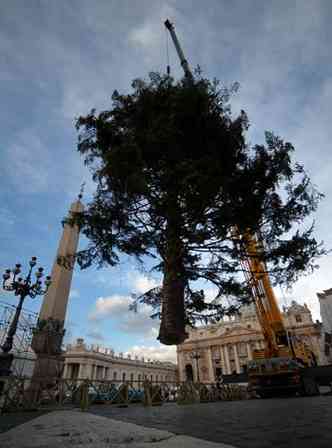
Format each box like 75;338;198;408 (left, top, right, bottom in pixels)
240;232;289;357
164;19;193;81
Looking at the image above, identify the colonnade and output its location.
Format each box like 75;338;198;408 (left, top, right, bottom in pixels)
179;339;265;382
62;361;174;383
215;340;264;376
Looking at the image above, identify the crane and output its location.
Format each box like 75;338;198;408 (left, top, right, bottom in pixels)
164;19;193;82
164;18;320;397
239;231;319;397
240;231;292;359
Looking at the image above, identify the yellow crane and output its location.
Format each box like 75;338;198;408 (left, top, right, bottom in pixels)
239;231;319;397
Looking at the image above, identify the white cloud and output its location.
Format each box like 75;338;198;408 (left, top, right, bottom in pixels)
93;269;160;294
278;258;332;323
128;24;157;49
125;344;177;364
88;294;159;338
89;294;131;320
128;271;160;294
127;3;178;52
1;124;91;199
3;129;52;194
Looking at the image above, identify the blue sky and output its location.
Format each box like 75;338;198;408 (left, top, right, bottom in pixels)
1;1;332;362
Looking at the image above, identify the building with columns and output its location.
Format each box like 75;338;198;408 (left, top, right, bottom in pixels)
63;338;177;384
177;300;326;383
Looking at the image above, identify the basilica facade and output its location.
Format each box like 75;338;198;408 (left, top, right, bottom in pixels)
177;300;326;383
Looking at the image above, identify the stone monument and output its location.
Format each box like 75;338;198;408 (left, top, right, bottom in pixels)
31;192;84;380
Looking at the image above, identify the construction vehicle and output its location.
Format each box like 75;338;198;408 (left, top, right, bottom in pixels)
164;19;320;397
239;232;319;397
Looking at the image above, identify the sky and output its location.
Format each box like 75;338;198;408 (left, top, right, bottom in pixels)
1;0;332;363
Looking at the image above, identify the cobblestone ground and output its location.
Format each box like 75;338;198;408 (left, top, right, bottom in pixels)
0;411;50;434
1;395;331;447
89;395;332;448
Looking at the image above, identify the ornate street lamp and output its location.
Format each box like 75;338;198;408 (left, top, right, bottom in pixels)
0;257;51;376
190;350;201;383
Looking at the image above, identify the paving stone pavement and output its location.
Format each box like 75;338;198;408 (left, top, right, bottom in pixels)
88;395;332;448
0;410;236;448
0;410;50;433
1;395;331;447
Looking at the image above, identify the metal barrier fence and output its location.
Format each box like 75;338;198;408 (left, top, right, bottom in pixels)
0;377;249;413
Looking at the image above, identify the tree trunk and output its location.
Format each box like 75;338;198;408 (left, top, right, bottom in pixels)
158;214;187;345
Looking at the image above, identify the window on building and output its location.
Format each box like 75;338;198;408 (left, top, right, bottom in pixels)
113;371;117;380
150;374;153;381
138;374;141;382
130;373;134;382
122;372;126;382
156;375;158;383
295;315;302;323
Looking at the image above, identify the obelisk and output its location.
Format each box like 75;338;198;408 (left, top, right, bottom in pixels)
31;192;84;380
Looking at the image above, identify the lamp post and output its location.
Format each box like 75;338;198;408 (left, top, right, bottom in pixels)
191;351;201;383
0;257;51;376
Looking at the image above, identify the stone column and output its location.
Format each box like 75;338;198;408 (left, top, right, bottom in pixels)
223;345;231;374
63;362;69;379
66;364;73;379
78;363;85;379
193;360;199;383
233;344;241;373
207;347;215;383
219;345;226;374
246;342;253;361
86;364;93;380
177;349;185;382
